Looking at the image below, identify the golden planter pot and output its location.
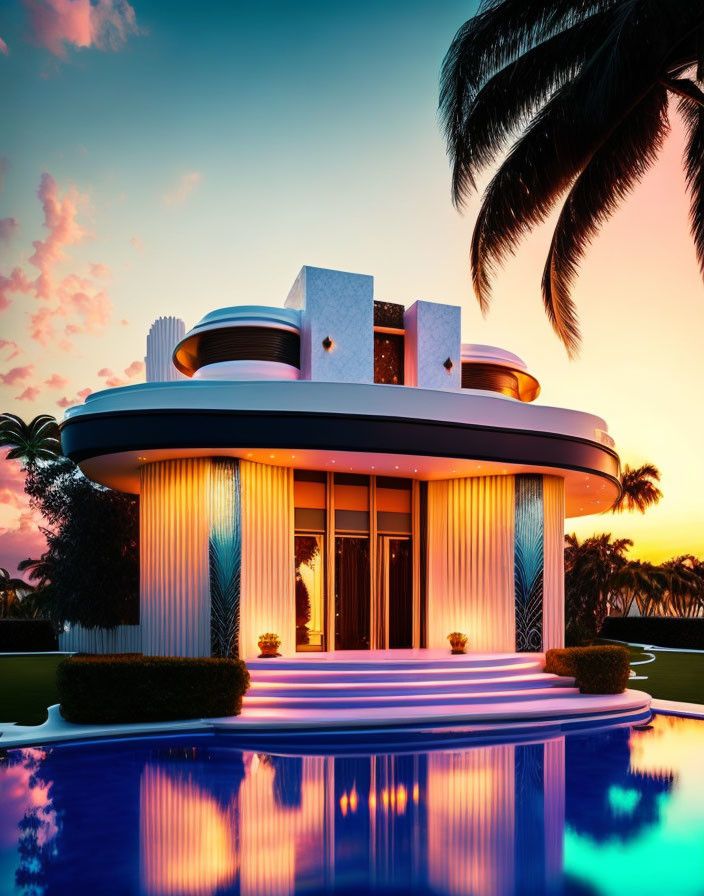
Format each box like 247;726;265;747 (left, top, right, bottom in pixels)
258;633;281;658
447;632;468;655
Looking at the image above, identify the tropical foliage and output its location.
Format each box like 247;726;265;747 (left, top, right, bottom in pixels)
0;568;35;619
565;534;704;644
0;413;61;464
612;463;663;514
440;0;704;356
1;412;139;631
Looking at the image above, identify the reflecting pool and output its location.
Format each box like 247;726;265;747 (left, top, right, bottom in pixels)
1;715;703;895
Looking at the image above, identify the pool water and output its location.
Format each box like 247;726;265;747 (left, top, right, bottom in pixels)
1;714;703;895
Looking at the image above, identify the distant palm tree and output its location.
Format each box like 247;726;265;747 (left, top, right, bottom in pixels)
0;568;35;618
612;463;663;514
0;413;61;466
17;553;54;590
440;1;704;356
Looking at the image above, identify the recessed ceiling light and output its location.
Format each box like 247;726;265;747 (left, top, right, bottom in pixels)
270;454;275;459
138;456;146;462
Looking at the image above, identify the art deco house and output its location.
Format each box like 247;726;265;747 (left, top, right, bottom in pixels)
61;266;620;659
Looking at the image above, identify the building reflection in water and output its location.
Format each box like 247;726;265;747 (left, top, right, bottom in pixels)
140;763;239;896
7;720;697;896
137;738;567;896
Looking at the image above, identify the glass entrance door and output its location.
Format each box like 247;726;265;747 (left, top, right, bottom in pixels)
377;536;413;649
335;536;370;650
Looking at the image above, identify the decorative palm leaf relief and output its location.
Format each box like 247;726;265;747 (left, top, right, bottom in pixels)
514;474;544;652
209;459;241;658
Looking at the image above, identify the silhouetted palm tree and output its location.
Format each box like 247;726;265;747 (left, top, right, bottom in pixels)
440;0;704;356
0;413;61;465
0;567;35;618
612;463;663;514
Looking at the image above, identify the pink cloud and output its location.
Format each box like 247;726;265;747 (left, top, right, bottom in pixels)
120;318;129;326
129;235;143;252
0;267;32;312
0;452;47;572
29;172;89;299
0;340;21;360
89;262;111;279
0;364;34;386
162;172;202;207
0;454;28;511
124;359;144;379
22;0;141;58
45;372;70;389
2;172;116;352
15;385;42;402
0;217;18;240
0;36;8;56
57;385;91;408
105;376;125;387
97;367;113;377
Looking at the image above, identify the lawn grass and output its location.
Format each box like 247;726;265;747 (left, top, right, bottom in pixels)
601;639;704;705
0;654;65;726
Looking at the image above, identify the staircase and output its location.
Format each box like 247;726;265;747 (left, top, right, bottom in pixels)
239;651;584;722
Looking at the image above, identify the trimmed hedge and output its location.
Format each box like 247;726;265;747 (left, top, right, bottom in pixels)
57;655;250;724
545;645;631;694
0;619;58;653
600;616;704;650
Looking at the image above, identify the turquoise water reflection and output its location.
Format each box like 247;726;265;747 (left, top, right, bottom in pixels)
0;715;703;895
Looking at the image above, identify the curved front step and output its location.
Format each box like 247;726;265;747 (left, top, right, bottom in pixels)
244;686;582;710
247;662;546;685
245;651;544;673
247;673;574;699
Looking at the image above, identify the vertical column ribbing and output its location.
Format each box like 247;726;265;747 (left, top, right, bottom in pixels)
145;316;186;382
426;475;515;651
239;460;295;658
140;458;211;657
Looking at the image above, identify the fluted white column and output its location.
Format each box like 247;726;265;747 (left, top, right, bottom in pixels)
239;460;295;658
426;476;515;651
145;316;186;382
140;459;211;657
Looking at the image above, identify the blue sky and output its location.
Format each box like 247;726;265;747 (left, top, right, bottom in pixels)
2;0;704;569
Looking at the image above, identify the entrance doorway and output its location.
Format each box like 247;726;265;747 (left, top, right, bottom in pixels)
335;536;371;650
376;536;413;649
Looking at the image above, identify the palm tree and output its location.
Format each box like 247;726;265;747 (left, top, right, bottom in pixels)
440;1;704;356
612;463;663;514
610;559;659;616
0;568;35;618
564;532;633;640
0;413;61;466
17;553;54;590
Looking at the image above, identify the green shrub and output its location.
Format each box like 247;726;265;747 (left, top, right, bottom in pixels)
57;655;250;724
545;645;631;694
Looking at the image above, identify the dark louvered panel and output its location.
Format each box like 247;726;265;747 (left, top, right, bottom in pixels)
194;326;300;371
461;363;520;399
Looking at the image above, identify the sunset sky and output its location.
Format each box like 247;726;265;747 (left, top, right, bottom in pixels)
2;0;704;574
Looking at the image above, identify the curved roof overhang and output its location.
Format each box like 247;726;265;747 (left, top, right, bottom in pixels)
61;380;621;518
